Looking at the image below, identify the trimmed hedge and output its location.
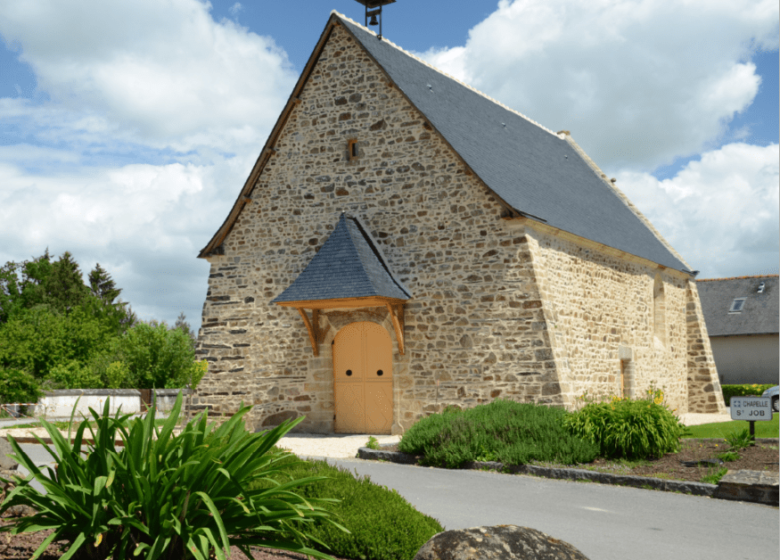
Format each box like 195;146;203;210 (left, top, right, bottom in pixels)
722;384;775;405
253;456;443;560
398;400;599;468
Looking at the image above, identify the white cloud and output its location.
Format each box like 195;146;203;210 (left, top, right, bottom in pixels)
229;3;243;18
616;142;780;278
0;0;297;153
0;0;299;328
420;0;779;170
0;151;254;327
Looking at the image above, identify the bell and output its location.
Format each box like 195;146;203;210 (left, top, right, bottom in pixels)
369;14;379;25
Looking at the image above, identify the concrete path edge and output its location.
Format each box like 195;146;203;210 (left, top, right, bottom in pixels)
357;444;779;506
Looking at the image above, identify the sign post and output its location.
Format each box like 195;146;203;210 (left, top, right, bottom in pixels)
730;397;773;439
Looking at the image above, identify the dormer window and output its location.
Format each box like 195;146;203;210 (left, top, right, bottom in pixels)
347;139;359;161
729;298;746;313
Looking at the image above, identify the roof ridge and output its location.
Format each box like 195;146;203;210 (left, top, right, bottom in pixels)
697;275;779;282
331;10;558;138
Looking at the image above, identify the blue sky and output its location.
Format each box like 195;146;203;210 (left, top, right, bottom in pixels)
0;0;778;330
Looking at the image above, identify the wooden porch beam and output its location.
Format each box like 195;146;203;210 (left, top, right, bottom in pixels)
297;308;319;356
386;303;405;355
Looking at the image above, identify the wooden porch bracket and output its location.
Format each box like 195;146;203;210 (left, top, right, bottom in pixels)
297;308;320;356
385;303;405;355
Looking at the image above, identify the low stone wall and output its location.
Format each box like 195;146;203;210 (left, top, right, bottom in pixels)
31;389;193;418
34;390;141;418
152;389;194;413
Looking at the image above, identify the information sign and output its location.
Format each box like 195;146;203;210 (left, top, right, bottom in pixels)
730;397;773;421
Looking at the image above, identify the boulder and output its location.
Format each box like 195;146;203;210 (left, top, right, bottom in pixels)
0;438;18;471
414;525;589;560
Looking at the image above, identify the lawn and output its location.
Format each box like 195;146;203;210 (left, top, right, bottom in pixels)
684;416;778;439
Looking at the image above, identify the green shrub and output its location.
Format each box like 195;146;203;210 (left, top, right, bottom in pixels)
722;384;775;405
564;397;686;460
0;396;341;560
398;400;599;468
0;368;41;404
254;456;443;560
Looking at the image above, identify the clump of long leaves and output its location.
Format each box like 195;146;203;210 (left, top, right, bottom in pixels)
564;397;686;460
0;395;344;560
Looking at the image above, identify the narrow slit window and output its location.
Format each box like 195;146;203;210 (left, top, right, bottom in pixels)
347;139;359;161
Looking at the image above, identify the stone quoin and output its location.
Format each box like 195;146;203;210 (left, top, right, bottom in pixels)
193;11;726;434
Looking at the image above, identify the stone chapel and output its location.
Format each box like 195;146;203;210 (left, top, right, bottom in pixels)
193;12;726;434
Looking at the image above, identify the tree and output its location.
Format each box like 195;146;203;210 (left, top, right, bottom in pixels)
173;312;197;350
87;263;136;332
100;321;203;389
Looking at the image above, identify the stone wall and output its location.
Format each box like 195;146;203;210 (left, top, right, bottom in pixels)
522;226;693;413
685;283;727;413
194;22;722;432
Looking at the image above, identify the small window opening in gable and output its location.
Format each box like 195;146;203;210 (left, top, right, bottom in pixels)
347;139;359;161
729;297;746;313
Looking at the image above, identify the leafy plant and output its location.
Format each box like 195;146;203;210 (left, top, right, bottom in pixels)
716;451;740;462
564;397;686;460
725;428;755;450
0;395;343;560
253;456;443;560
701;466;728;484
365;436;380;450
399;400;598;468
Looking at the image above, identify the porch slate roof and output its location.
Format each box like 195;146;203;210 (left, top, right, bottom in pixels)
272;213;411;304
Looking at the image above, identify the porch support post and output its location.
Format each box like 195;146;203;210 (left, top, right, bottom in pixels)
386;303;405;355
297;308;319;356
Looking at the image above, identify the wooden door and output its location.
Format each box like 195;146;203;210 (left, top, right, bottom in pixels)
333;322;393;434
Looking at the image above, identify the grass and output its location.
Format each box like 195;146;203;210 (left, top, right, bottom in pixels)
684;416;778;439
253;453;443;560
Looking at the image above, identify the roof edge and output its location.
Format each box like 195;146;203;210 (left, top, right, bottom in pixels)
697;275;779;282
560;133;692;272
510;216;695;279
198;14;343;258
349;214;412;298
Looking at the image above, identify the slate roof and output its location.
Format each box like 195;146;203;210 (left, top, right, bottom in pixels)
338;16;689;273
272;214;411;304
697;276;779;337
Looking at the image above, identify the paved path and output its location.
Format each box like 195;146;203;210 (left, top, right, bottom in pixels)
325;458;778;560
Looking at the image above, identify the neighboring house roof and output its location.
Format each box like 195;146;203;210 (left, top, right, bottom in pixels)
272;214;412;305
697;275;779;336
200;13;689;274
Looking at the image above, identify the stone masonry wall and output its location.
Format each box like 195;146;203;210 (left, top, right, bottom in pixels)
195;23;562;433
685;282;727;413
523;226;693;413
